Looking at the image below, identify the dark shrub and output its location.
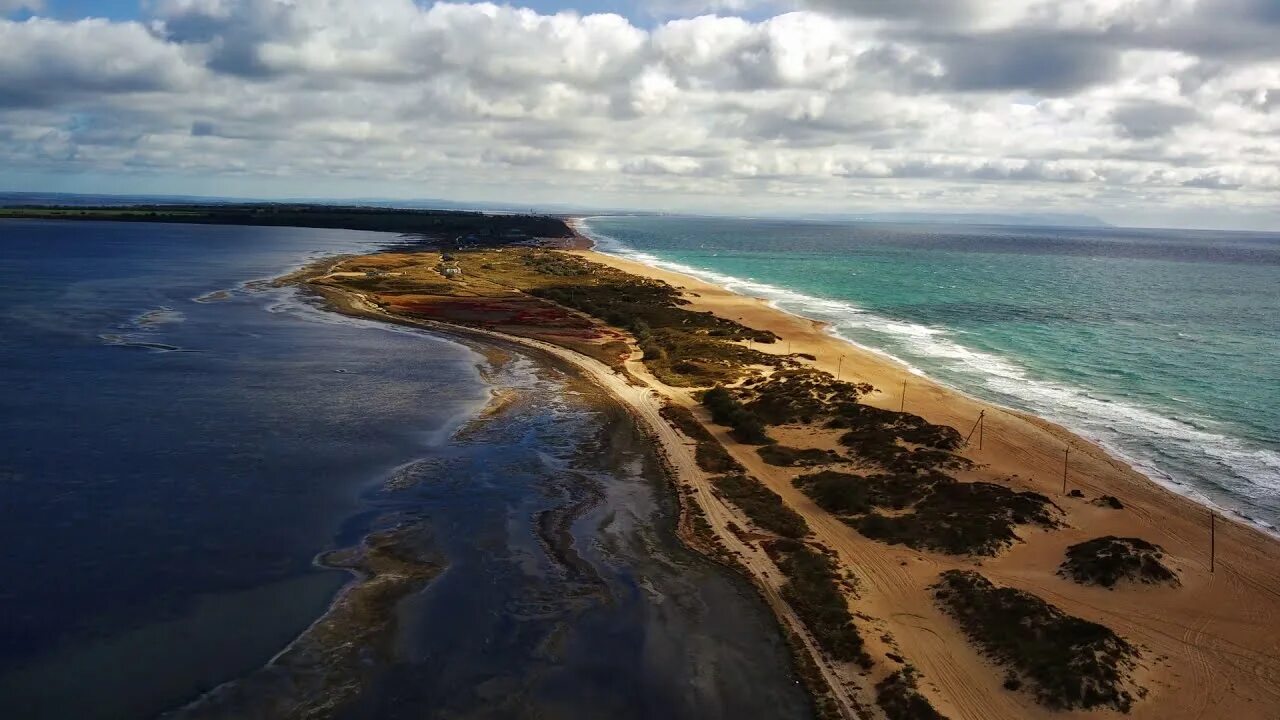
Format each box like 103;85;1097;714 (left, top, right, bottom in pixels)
876;667;948;720
1059;536;1178;588
764;540;871;667
713;474;809;539
933;570;1140;712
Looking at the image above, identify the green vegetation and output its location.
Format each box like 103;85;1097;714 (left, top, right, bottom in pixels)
783;630;845;720
757;444;842;467
0;208;200;218
765;539;871;667
312;247;794;384
740;369;873;425
0;203;573;240
726;366;1057;556
658;404;744;473
764;372;1053;556
793;471;1059;556
314;248;787;386
876;667;949;720
831;403;967;474
1059;536;1178;589
696;443;743;473
712;474;809;539
659;403;713;439
932;570;1140;712
523;253;782;386
701;386;773;444
733;370;966;473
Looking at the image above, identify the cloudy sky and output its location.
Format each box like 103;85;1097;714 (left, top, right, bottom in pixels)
2;0;1278;229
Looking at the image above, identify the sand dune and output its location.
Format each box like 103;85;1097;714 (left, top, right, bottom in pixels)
577;248;1280;720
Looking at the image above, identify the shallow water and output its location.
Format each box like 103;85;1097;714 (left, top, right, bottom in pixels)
0;219;810;719
583;216;1280;531
336;355;810;720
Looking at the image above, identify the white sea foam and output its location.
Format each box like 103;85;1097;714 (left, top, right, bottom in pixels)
581;218;1280;531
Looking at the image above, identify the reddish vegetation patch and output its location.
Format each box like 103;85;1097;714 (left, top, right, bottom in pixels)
379;293;631;368
387;296;604;336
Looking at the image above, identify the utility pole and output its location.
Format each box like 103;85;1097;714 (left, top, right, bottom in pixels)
1062;447;1070;495
900;379;907;412
964;410;985;450
1210;511;1216;573
836;355;844;381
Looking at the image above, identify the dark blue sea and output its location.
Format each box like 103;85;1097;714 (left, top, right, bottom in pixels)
0;220;810;719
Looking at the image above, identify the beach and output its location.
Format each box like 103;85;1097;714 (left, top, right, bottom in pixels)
576;246;1280;720
285;232;1280;720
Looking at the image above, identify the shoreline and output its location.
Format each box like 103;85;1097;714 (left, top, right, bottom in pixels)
292;238;1280;719
554;225;1280;718
290;268;870;719
571;216;1277;537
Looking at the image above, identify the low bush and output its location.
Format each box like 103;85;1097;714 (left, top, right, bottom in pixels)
712;474;809;539
738;370;873;425
765;539;871;667
659;403;714;441
1059;536;1178;589
757;445;841;467
876;667;948;720
794;471;1059;556
696;442;743;473
932;570;1140;712
702;386;773;445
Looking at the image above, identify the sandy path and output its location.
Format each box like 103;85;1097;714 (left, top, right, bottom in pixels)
575;249;1280;720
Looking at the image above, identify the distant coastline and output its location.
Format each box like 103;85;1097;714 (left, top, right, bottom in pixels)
0;203;575;241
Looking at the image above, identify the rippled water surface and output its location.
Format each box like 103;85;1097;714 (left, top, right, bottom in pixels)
584;216;1280;530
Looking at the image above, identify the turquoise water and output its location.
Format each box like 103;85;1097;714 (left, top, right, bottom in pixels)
582;216;1280;531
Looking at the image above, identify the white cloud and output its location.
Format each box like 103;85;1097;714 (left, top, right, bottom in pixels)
0;0;1277;228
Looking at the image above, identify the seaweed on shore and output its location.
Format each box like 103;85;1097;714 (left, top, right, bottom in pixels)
712;474;810;539
793;471;1059;556
764;539;871;667
932;570;1141;712
876;667;949;720
1059;536;1179;589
